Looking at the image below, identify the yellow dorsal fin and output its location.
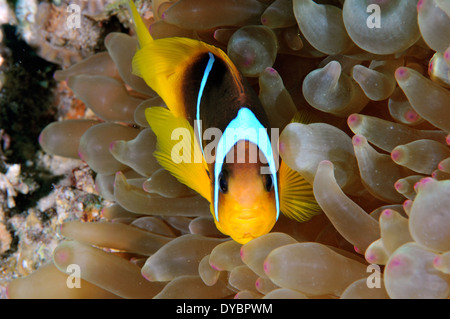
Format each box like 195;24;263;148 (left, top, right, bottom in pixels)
145;106;211;202
128;0;152;48
129;0;241;119
132;37;237;119
279;160;322;222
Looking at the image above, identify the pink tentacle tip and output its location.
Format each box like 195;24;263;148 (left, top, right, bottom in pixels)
54;248;69;265
263;260;270;274
381;209;393;219
161;12;166;20
444;49;450;61
239;247;245;259
109;141;116;152
365;252;376;263
255;278;261;288
242;57;255;67
395;67;408;80
418;177;434;189
390;149;402;162
404;109;419;122
417;0;424;11
77;150;85;161
389;257;402;268
278;141;285;154
141;270;152;282
347;114;360;127
142;183;150;193
433;255;442;268
428;61;433;73
261;17;268;25
446;134;450;146
38;132;44;145
388;255;411;271
352;135;364;146
402;199;413;211
320;159;333;167
354;246;361;254
265;67;277;75
394;180;402;191
210;263;221;271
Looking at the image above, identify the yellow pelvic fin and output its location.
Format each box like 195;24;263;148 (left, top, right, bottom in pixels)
128;0;152;48
145;106;211;202
279;160;322;222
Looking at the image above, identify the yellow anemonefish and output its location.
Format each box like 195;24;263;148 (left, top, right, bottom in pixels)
128;0;321;244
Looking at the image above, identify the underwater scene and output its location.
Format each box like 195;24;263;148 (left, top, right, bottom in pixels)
0;0;449;300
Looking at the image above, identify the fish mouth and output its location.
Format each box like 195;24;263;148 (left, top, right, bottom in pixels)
233;209;259;221
235;213;257;221
215;207;276;244
219;217;274;244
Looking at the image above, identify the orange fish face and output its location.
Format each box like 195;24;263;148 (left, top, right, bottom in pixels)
213;141;277;244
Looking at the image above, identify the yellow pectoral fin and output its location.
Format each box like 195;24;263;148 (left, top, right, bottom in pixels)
279;160;322;222
145;106;211;202
290;109;321;124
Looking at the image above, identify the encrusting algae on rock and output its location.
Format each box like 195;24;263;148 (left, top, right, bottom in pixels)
5;0;450;299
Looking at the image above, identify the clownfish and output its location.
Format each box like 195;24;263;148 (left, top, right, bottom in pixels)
128;1;320;244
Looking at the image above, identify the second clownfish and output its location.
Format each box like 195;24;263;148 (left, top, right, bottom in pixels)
129;1;321;244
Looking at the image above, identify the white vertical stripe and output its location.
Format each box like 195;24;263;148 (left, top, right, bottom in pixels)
196;52;215;155
213;107;280;222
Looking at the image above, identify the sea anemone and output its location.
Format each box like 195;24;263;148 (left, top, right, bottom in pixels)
6;0;450;299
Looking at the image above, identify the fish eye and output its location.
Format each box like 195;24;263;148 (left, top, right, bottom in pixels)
264;174;273;192
218;171;228;194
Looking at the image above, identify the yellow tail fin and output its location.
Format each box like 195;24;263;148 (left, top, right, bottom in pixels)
145;107;211;202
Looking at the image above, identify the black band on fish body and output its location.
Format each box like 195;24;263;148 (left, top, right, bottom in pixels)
182;52;271;147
